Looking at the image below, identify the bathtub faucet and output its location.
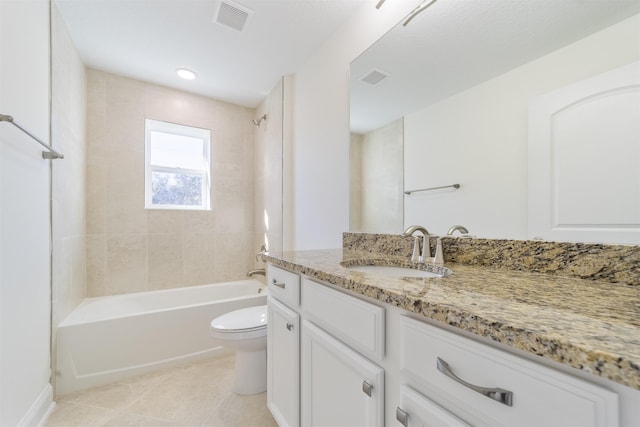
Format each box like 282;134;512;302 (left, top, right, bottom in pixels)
247;269;266;278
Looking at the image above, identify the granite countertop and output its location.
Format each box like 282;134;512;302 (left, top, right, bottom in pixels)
266;248;640;390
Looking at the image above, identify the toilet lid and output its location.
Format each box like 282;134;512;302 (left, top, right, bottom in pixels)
210;305;267;332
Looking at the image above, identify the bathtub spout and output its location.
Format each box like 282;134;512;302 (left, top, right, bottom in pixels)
247;269;266;278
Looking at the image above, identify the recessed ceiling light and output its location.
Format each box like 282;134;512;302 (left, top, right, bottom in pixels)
176;68;197;80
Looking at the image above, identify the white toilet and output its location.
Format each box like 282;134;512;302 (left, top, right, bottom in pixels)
209;305;268;395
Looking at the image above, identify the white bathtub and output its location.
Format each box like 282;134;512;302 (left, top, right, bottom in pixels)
56;279;267;395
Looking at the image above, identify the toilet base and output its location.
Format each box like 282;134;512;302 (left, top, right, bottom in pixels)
233;349;266;395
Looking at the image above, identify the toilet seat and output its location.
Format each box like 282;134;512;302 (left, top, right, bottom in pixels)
210;305;267;340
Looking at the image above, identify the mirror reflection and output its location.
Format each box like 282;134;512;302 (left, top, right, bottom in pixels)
350;0;640;244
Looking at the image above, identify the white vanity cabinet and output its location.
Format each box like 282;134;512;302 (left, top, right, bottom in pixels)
266;263;632;427
300;278;385;427
301;320;384;427
267;265;301;427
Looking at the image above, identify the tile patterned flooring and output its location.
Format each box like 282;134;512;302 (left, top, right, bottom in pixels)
45;354;278;427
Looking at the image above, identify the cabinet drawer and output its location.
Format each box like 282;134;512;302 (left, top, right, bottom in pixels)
302;278;384;361
401;316;619;427
267;264;300;308
397;385;470;427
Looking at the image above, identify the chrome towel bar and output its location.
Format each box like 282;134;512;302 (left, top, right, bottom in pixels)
0;113;64;160
404;183;460;195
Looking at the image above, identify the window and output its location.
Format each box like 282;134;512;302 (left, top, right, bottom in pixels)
145;119;211;210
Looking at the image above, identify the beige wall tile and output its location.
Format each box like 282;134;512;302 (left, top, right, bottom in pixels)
213;232;247;282
86;71;262;296
183;232;216;285
146;85;186;123
106;189;147;234
86;234;106;297
86;163;106;234
106;149;147;234
105;234;148;295
183;211;215;234
148;233;184;290
147;210;184;235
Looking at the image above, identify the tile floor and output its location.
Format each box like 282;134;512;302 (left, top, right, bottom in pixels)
45;354;278;427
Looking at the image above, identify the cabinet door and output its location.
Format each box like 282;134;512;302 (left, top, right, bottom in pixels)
302;320;384;427
267;297;300;427
396;385;470;427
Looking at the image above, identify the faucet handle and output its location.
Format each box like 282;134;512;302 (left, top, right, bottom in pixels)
411;236;422;264
433;237;445;265
256;244;268;262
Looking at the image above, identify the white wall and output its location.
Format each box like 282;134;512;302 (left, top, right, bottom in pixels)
0;0;53;425
286;0;421;250
404;14;640;238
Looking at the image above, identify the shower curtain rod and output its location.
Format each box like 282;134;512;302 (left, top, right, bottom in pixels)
0;113;64;159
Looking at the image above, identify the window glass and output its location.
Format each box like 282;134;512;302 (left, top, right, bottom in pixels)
149;131;205;169
145;119;211;210
151;171;203;206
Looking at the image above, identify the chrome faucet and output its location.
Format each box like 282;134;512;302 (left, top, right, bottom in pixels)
447;225;469;235
402;225;431;264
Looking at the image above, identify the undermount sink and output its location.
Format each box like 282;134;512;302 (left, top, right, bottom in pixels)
342;262;452;278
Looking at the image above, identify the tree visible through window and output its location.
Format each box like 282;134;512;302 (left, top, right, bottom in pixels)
145;119;211;210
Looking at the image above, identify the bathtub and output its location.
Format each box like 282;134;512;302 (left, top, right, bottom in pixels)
56;279;267;395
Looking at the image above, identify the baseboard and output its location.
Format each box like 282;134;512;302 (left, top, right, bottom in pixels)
18;383;53;427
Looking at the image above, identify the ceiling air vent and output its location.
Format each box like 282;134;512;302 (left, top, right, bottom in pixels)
360;68;390;85
215;0;253;32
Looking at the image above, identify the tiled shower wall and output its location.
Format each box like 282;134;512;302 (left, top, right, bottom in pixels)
86;69;255;297
52;3;86;325
350;118;404;234
254;78;284;262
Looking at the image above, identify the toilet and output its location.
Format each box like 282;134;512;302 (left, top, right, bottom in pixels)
209;305;268;395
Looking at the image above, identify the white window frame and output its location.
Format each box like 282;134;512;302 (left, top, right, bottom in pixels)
144;119;211;211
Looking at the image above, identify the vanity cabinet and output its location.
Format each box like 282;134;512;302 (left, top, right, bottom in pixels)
266;264;629;427
300;277;385;427
301;320;384;427
267;265;301;427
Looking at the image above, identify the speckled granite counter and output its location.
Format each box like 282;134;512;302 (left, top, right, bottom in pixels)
265;248;640;390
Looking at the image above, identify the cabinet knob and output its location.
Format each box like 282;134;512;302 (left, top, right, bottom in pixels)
362;380;374;397
395;407;409;426
436;357;513;406
286;322;294;331
272;278;286;289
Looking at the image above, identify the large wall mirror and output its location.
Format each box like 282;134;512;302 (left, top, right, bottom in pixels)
350;0;640;244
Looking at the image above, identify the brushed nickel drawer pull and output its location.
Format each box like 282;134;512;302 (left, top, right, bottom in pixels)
272;279;285;289
436;357;513;406
396;407;409;426
362;380;374;397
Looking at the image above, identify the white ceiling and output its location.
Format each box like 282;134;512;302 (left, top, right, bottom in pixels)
55;0;370;108
350;0;640;134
